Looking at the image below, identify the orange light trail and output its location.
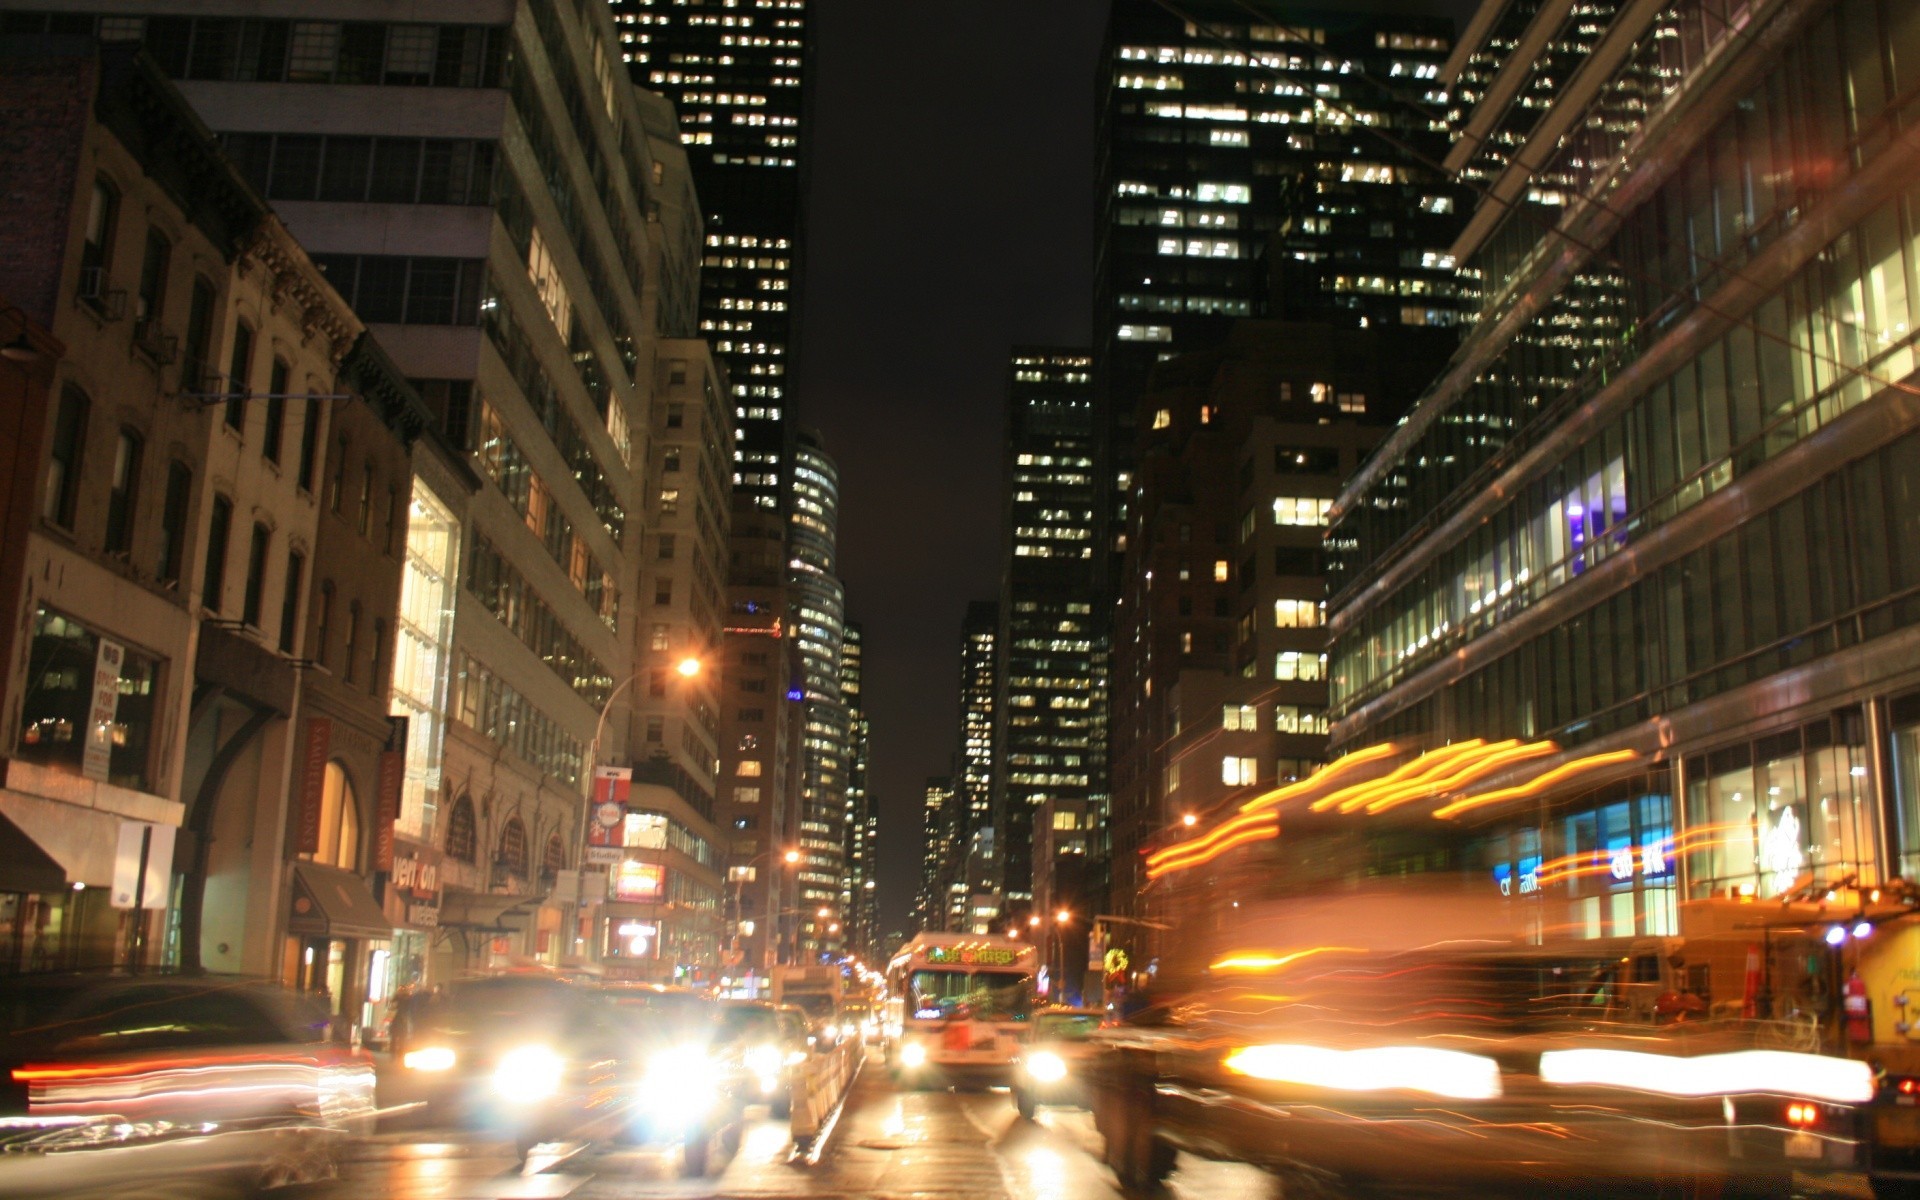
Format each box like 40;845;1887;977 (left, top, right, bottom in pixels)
1360;739;1562;814
1432;749;1641;819
1310;739;1489;813
1238;742;1401;814
1145;811;1280;879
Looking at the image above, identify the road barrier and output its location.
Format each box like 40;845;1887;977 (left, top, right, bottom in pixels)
789;1035;863;1151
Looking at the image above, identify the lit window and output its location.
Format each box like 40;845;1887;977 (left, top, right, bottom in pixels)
1274;599;1322;628
1272;497;1332;526
1274;651;1325;681
1213;560;1229;582
1222;756;1258;786
1222;704;1258;731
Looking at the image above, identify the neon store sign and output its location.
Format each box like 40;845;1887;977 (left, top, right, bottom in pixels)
924;944;1027;967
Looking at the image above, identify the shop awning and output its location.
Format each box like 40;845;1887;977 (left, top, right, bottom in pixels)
0;810;66;894
289;861;391;940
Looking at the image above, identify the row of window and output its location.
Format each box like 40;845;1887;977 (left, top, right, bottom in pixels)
465;530;615;708
474;403;618;628
221;133;497;207
451;650;585;788
311;254;483;327
0;13;512;89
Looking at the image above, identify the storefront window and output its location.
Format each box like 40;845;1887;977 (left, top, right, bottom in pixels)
390;480;459;843
1686;714;1872;899
15;606;161;792
309;761;360;871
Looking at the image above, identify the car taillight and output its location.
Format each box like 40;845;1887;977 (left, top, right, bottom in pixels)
1899;1078;1920;1096
1786;1102;1820;1127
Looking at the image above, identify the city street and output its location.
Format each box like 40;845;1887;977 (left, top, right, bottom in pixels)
292;1070;1877;1200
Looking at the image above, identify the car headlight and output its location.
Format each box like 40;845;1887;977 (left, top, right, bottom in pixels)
402;1046;456;1072
1026;1051;1068;1084
899;1041;927;1068
641;1045;723;1114
746;1044;784;1078
493;1046;564;1101
841;1022;858;1040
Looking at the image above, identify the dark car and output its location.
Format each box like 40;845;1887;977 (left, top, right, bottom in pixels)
1012;1007;1103;1118
0;972;375;1198
386;973;629;1159
599;985;746;1174
719;1000;812;1117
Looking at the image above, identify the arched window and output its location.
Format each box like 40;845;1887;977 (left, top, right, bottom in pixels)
542;834;566;883
445;794;476;863
498;816;528;878
313;760;360;871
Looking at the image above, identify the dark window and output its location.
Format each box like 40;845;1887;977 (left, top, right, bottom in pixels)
182;278;216;393
242;524;270;627
79;177;119;303
103;428;142;554
16;605;162;791
280;551;304;654
344;600;361;684
267;134;321;200
369;138;421;202
135;229;170;332
314;582;334;666
298;395;323;491
319;136;372;201
355;257;407;323
357;463;374;535
263;359;288;464
157;461;192;585
328;436;348;513
445;794;476;862
386;486;402;555
225;322;253;431
43;388;86;529
203;495;233;613
371;618;388;692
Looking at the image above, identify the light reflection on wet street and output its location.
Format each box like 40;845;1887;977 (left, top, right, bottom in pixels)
292;1071;1871;1200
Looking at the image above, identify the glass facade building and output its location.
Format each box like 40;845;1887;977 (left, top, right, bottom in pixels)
1325;0;1920;956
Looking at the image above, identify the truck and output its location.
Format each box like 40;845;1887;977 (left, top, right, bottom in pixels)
771;965;845;1044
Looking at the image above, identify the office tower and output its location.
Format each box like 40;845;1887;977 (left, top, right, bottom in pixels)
788;427;848;957
1105;320;1450;927
612;0;810;514
995;348;1101;912
841;623;877;959
1325;0;1920;950
918;776;955;932
717;500;805;985
10;3;698;980
956;600;998;910
1095;2;1463;433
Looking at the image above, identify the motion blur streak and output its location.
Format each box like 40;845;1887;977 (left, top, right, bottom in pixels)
1431;749;1641;819
1222;1044;1504;1100
1359;740;1560;813
1208;947;1363;972
1238;741;1400;813
1144;811;1279;879
1333;739;1508;813
1309;739;1488;812
1538;1048;1875;1104
13;1057;355;1119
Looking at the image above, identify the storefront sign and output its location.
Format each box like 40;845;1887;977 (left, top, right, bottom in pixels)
588;767;631;852
925;943;1024;966
82;638;124;781
1760;807;1804;897
612;859;663;901
390;848;441;929
297;718;331;854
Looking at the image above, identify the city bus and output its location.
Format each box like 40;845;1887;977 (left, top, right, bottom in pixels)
885;932;1036;1084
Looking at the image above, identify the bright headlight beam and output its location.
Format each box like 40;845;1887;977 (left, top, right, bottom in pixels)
1026;1051;1069;1084
1223;1044;1502;1100
493;1045;564;1100
1538;1048;1874;1105
402;1046;455;1072
899;1042;927;1068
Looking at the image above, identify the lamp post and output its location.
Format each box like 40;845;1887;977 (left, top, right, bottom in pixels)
574;654;703;964
1054;909;1073;1005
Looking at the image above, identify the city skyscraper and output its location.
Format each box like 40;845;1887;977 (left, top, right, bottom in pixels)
612;0;810;514
788;427;848;957
995;348;1101;912
841;622;878;959
956;599;998;917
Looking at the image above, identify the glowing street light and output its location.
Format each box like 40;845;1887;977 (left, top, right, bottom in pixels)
1056;909;1072;924
783;848;801;864
675;655;702;678
1182;813;1198;827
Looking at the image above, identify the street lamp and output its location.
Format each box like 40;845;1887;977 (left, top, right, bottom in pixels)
1052;910;1074;1005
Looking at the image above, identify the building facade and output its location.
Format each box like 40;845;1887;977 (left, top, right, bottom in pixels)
787;426;847;958
612;0;810;514
1318;0;1920;999
841;622;877;961
995;348;1101;914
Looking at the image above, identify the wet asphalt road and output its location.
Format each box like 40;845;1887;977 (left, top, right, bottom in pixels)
295;1069;1876;1200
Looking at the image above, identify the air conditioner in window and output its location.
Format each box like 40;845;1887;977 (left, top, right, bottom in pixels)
75;267;127;320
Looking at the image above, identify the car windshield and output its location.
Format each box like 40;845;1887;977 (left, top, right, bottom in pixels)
785;993;837;1022
720;1004;778;1041
908;970;1032;1021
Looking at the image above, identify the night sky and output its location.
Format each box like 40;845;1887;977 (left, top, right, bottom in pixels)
790;1;1478;939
